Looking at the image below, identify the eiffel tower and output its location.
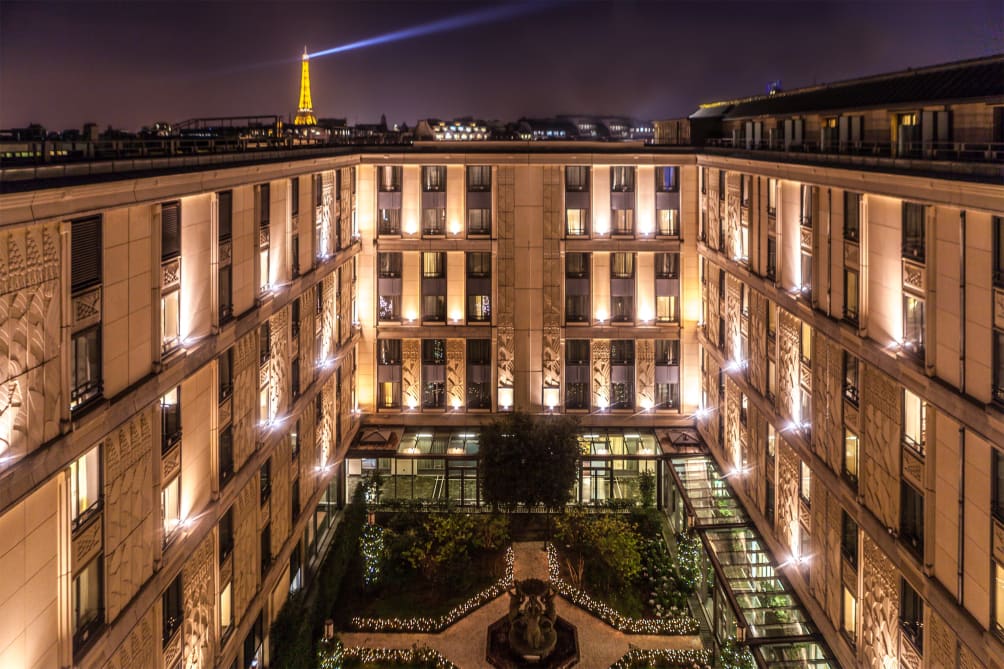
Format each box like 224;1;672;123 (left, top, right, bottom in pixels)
294;47;318;126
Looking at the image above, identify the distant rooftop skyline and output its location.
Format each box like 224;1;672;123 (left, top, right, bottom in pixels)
1;0;1001;131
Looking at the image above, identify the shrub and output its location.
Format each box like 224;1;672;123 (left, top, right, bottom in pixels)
554;510;642;590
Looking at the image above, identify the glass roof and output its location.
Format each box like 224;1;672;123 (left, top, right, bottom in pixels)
577;429;659;456
755;641;835;668
671;456;749;526
397;429;481;456
703;527;816;640
394;428;661;457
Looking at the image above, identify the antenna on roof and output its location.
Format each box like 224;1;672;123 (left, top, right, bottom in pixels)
767;80;782;96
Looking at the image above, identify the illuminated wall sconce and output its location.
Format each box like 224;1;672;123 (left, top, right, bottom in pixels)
595;308;608;324
638;306;654;323
596;396;609;411
542;386;559;410
449;220;462;236
450;310;463;323
407;396;418;410
404;217;418;236
640;397;654;411
451;397;463;410
498;386;514;410
405;310;417;323
594;216;609;236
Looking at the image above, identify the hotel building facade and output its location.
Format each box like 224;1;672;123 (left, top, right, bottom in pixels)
0;55;1002;668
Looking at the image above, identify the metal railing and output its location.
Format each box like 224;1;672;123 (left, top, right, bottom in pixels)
705;137;1004;163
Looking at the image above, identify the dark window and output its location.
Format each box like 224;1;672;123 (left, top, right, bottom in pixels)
291;299;300;340
260;458;271;504
903;294;925;360
656;166;678;192
565;166;589;192
654;340;680;409
610;340;635;410
900;481;925;560
992;449;1004;523
994;216;1004;288
841;511;859;569
422;339;446;409
258;183;270;228
765;479;775;526
466;252;491;322
610;253;634;322
467;339;491;409
379;208;401;236
218;264;233;323
71;216;103;292
218;425;234;488
290;177;299;216
161;387;181;453
313;174;323;206
740;174;752;208
565;253;590;323
468;208;491;236
718;170;725;201
378;252;402;322
422;166;446;192
259;322;271;365
244;613;264;669
162;574;183;646
766;236;777;282
900;579;924;653
467;165;491;191
161;201;181;260
565;340;590;410
843;352;859;405
219;349;233;401
844;269;859;324
315;283;323;315
291;355;300;399
902;203;926;262
72;554;103;652
71;325;102;410
260;524;271;577
844;192;860;242
219;508;234;563
291;478;301;523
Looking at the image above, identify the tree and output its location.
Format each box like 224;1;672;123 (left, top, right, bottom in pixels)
479;412;580;512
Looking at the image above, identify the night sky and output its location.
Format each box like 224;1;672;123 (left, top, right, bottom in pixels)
1;0;1000;132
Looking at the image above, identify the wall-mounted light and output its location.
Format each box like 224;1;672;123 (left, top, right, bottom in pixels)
543;386;559;410
595;308;608;324
498;386;513;410
405;310;417;323
449;221;462;236
404;218;418;236
450;310;463;323
640;398;654;411
452;397;463;410
407;397;418;410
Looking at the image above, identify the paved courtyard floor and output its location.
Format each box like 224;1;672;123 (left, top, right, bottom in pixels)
338;542;704;669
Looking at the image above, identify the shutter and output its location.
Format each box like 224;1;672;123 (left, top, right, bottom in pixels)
378;191;402;210
467;277;491;295
611;278;634;297
565;192;589;209
377;365;402;382
378;278;402;295
565;365;588;383
656;278;680;297
161;202;181;259
422;191;446;209
71;216;102;291
611;192;634;211
566;278;589;296
611;365;634;383
655;365;680;384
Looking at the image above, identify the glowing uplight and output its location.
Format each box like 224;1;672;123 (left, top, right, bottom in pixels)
449;220;462;236
407;397;417;410
498;386;513;409
452;397;462;410
405;310;417;323
640;398;654;411
595;308;608;323
543;387;559;410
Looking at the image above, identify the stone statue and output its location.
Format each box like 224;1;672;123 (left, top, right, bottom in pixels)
506;579;558;660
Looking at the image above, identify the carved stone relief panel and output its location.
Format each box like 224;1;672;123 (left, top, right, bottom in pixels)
899;631;922;669
316;174;333;258
705;266;720;351
0;221;62;456
339;365;353;441
726;184;740;260
73;515;102;572
747;408;766;511
591;339;610;409
777;439;800;554
902;260;925;294
322;274;336;361
724;378;741;473
182;532;215;669
497;325;514;390
325;377;338;456
811;333;841;471
861;365;901;531
300;402;317;498
748;292;767;395
902;446;924;490
927;609;956;669
401;339;421;409
233;331;259;472
103;605;155;669
339;167;353;247
339;260;353;344
725;275;742;362
958;639;986;669
777;311;801;423
301;309;315;387
233;478;259;622
699;355;720;451
270;436;291;557
103;408;154;620
995;288;1004;331
860;535;898;669
707;183;720;251
446;339;465;409
635;339;654;410
542;325;561;390
542;166;562;385
843;241;859;269
825;492;844;626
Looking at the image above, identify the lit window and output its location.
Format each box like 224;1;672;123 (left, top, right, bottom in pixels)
903;389;926;455
161;386;181;453
73;554;103;651
994;562;1004;636
220;581;233;637
799;461;811;505
843;428;859;486
800;322;812;365
70;446;101;527
162;476;181;541
903;294;925;359
161;288;180;353
163;574;183;646
71;325;102;410
842;586;858;644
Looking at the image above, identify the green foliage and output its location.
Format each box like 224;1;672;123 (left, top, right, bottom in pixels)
554;509;642;590
674;532;702;595
720;638;756;669
638;470;656;508
359;523;386;588
479;412;580;511
384;512;510;584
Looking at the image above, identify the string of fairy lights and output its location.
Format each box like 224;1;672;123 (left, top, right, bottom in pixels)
350;546;515;632
545;543;700;635
358;524;385;587
342;645;459;668
608;647;713;668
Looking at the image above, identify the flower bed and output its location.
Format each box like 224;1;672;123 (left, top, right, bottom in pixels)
546;543;699;634
608;648;712;668
349;546;514;633
318;637;459;669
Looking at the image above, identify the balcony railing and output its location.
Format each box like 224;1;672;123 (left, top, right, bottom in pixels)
705;137;1004;163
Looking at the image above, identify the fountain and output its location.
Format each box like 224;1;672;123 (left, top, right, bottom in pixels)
486;578;579;668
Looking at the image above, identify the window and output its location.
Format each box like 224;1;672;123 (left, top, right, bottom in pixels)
73;555;103;651
377;339;402;409
379;208;401;236
903;389;926;455
70;446;101;528
161;387;181;453
71;215;102;292
610;340;635;410
220;581;233;639
902;202;926;262
378;166;402;192
244;613;264;669
655;253;680;323
656;166;678;192
654;340;680;409
467;165;491;191
162;574;183;646
218;425;234;488
843;352;859;405
903;294;925;359
994;332;1004;405
468;208;491;236
422;204;446;235
843;428;859;487
657;208;679;236
260;523;272;577
466;252;492;322
290;543;303;595
844;269;859;324
700;167;707;195
994;216;1004;288
566;166;589;191
611;208;634;236
767;301;776;340
992;449;1004;523
900;482;925;560
566;208;588;236
799;185;813;227
565;340;590;410
841;511;859;569
611;166;635;192
799;461;811;505
610;252;635;322
841;586;858;645
844;192;860;242
422;252;446;321
422;165;445;192
422;339;446;409
800;322;812;366
218;508;235;563
565;253;590;323
765;235;778;283
900;579;924;652
260;458;272;505
765;479;775;526
800;250;812;299
377;252;402;321
162;475;181;542
740;174;752;208
290;177;299;216
161;201;181;260
718;170;725;201
767;178;777;216
995;562;1004;638
467;339;491;410
71;325;102;411
767;358;776;400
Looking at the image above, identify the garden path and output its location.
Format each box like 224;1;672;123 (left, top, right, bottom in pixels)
338;541;703;669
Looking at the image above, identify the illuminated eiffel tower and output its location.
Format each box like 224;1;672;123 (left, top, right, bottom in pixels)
294;47;318;126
